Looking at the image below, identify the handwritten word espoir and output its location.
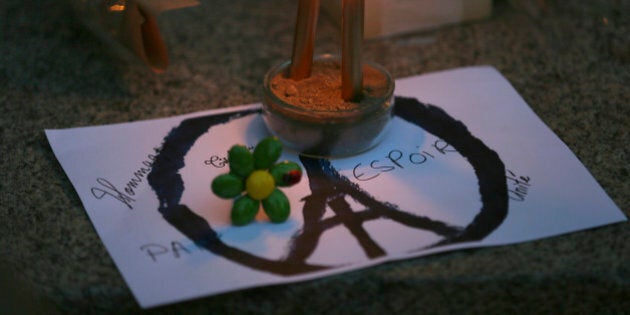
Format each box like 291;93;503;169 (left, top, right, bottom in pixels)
352;139;457;181
90;146;162;210
204;155;228;168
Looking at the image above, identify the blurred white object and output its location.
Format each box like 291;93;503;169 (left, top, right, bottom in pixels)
322;0;492;38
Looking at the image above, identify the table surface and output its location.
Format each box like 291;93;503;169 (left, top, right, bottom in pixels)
1;0;628;314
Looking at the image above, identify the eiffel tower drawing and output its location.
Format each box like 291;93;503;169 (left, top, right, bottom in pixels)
284;156;464;263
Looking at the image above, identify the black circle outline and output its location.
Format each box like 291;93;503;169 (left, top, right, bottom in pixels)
147;97;508;276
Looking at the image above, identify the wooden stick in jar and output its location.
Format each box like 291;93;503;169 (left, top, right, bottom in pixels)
341;0;364;101
289;0;320;80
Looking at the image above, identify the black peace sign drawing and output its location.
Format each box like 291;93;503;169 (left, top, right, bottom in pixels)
147;97;508;275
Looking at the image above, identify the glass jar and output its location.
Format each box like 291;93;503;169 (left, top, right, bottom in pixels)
262;54;394;158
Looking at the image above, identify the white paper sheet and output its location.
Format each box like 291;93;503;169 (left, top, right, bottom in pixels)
46;66;626;308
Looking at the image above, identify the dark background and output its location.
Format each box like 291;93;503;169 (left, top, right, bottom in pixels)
1;0;628;313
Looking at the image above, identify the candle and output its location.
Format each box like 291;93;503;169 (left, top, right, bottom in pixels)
341;0;364;101
289;0;320;80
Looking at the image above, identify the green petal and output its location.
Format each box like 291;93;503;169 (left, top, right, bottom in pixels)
211;173;244;199
253;137;283;170
231;195;259;226
270;161;302;187
262;189;290;223
228;145;254;178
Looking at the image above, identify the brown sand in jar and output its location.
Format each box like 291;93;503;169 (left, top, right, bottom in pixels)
262;56;394;157
269;58;390;112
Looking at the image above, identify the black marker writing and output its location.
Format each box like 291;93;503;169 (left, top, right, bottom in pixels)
140;241;194;262
91;178;135;209
506;169;532;202
124;164;152;196
353;138;456;181
90;146;162;209
433;139;458;154
123;147;162;197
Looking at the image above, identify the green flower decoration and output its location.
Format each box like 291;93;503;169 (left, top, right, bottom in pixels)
211;137;302;226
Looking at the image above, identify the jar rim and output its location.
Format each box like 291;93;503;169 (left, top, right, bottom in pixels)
263;54;394;120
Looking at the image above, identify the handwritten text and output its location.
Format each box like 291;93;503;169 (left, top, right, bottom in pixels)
506;169;532;202
90;146;162;209
352;139;457;181
204;145;254;168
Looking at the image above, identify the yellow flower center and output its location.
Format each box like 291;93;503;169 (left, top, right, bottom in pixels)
246;170;275;200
